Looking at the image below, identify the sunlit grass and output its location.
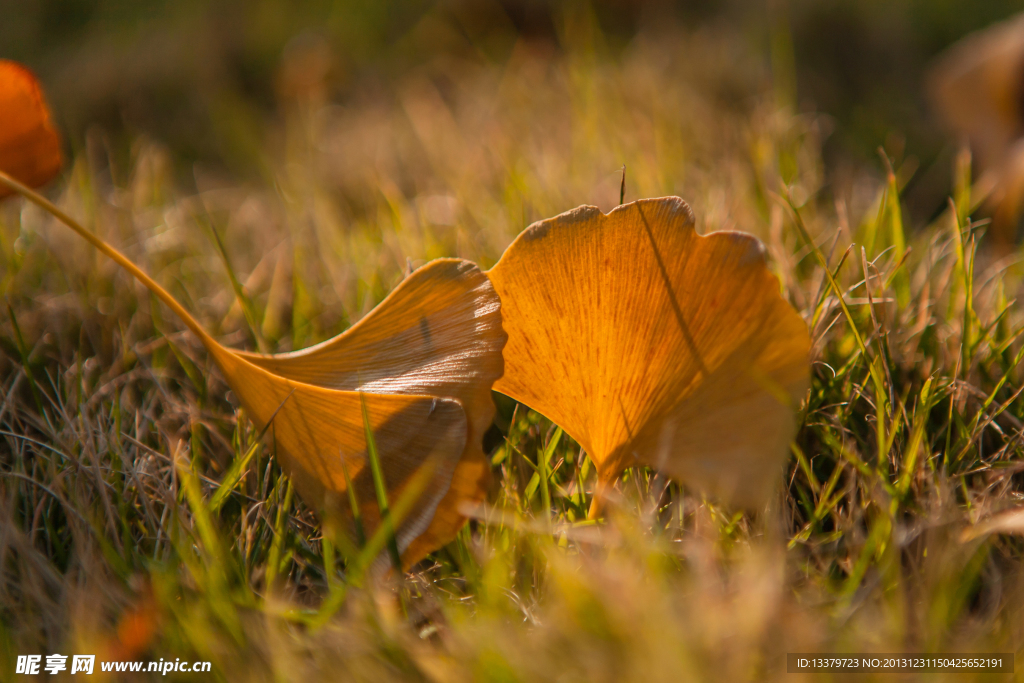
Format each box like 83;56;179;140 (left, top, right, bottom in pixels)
2;15;1023;682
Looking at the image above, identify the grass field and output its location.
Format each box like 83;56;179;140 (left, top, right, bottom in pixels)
2;6;1024;681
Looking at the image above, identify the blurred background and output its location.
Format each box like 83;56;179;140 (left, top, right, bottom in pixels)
3;0;1023;228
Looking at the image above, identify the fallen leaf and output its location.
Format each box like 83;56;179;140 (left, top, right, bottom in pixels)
928;12;1024;245
0;60;62;197
237;258;505;564
488;197;811;513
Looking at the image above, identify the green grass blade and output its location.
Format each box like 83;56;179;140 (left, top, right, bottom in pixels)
199;213;268;353
265;478;295;588
6;304;45;417
784;192;868;358
360;392;402;573
339;453;367;548
209;390;294;514
354;458;433;574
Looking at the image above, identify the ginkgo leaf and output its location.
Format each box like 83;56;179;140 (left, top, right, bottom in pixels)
0;172;505;567
928;12;1024;244
236;258;505;564
487;197;811;513
928;13;1024;170
0;61;62;198
237;259;502;448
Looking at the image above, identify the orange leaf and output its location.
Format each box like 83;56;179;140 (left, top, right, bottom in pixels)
236;258;505;564
174;259;503;564
488;197;811;512
0;61;62;197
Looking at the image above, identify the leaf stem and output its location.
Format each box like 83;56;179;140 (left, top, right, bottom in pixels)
0;171;215;348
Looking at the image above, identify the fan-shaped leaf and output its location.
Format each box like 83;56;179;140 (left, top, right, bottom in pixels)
488;197;810;512
238;258;505;564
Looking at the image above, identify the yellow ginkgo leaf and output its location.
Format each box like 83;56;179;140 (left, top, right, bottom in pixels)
0;60;62;198
0;172;505;567
488;197;810;513
236;258;505;563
